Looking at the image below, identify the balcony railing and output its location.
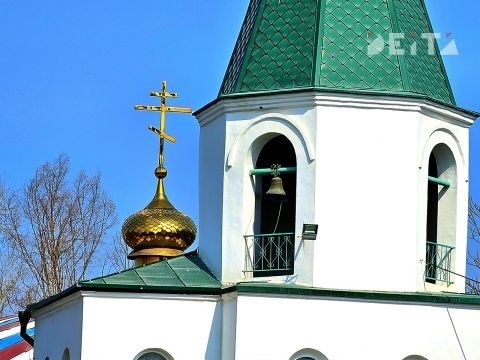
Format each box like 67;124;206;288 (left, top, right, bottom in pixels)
244;233;295;277
425;241;455;285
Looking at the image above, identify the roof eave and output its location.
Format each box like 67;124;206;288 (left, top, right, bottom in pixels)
27;281;480;314
194;87;479;119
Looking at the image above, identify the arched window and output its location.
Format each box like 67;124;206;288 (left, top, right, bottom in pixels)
290;348;328;360
135;349;173;360
254;135;296;235
425;144;456;285
62;348;70;360
426;152;439;283
403;356;428;360
248;134;297;277
138;354;167;360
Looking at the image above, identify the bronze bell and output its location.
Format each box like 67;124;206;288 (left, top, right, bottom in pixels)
266;176;286;196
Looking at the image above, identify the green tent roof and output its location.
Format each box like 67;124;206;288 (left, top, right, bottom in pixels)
219;0;455;105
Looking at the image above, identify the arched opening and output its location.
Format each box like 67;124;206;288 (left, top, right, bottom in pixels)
254;135;296;234
290;348;329;360
246;134;297;277
135;349;173;360
62;348;70;360
426;152;438;283
425;143;457;285
403;356;428;360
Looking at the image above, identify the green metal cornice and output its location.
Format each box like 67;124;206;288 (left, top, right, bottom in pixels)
233;283;480;306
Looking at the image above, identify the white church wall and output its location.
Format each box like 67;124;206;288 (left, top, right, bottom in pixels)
221;292;238;360
312;95;474;293
33;293;83;360
234;293;480;360
198;113;227;280
197;93;318;286
80;293;221;360
196;93;475;292
313;98;420;292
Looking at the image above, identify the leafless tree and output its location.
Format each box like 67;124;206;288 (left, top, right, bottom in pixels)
102;232;132;274
0;182;17;315
0;244;17;315
467;196;480;293
0;155;117;306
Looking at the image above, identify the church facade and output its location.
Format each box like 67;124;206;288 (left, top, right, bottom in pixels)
23;0;480;359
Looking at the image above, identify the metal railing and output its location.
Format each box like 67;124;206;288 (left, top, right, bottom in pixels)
244;233;294;277
425;241;455;285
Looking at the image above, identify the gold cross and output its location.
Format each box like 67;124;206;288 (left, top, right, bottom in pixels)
134;80;192;168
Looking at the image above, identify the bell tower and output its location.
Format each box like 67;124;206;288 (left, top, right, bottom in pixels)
194;0;477;291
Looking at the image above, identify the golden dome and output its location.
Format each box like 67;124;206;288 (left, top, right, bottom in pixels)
122;177;197;265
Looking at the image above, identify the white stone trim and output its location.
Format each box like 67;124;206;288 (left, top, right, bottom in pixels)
196;92;476;128
226;113;315;168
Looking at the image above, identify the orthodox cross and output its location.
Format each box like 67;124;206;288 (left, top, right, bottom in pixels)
134;81;192;172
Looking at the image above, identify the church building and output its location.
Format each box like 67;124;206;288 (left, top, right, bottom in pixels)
20;0;480;359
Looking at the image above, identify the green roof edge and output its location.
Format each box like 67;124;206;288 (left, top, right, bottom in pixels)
233;0;266;94
217;0;255;97
195;87;479;118
417;0;456;104
27;279;480;313
234;283;480;305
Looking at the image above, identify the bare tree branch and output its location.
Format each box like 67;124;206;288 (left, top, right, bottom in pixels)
102;232;132;274
0;155;117;306
467;196;480;294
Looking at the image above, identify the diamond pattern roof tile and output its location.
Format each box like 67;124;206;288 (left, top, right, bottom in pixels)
320;0;403;92
393;0;454;104
219;0;456;106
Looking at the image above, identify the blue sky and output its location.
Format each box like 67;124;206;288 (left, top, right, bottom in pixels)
0;1;479;274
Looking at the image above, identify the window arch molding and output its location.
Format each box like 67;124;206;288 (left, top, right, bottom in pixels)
134;348;174;360
289;348;329;360
226;115;314;168
420;128;465;176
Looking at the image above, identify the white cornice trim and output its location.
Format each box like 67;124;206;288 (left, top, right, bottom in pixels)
80;291;219;302
195;92;476;128
33;291;82;318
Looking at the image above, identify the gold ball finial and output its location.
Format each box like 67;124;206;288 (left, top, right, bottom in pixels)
155;166;168;179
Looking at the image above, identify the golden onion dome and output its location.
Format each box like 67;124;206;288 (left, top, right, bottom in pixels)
122;175;197;265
